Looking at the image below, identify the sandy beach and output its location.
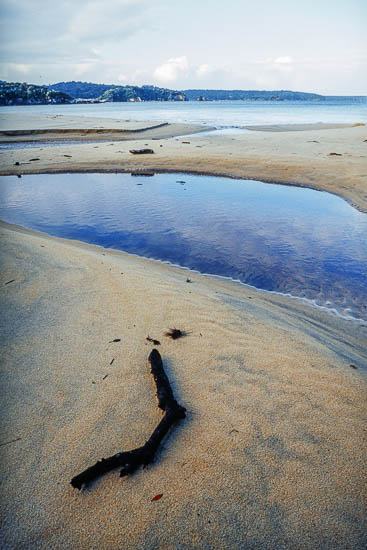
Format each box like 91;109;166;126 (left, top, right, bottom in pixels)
0;115;366;212
1;115;366;549
0;113;211;143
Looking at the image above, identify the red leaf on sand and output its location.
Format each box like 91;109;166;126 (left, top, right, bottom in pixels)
151;494;163;502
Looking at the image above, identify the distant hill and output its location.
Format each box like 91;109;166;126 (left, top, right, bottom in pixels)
50;82;325;102
48;82;366;102
49;81;186;102
0;81;72;105
184;90;366;101
49;81;113;99
98;85;185;102
183;89;324;101
1;81;366;105
322;95;367;103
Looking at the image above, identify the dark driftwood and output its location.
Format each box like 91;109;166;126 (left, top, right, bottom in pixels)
70;349;186;490
129;148;154;154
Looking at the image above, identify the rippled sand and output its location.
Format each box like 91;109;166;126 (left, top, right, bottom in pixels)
0;116;366;549
1;223;366;549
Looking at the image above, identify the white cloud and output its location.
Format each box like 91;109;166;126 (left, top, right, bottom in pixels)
274;56;293;65
153;56;189;83
0;0;153;69
0;1;365;94
131;69;150;84
68;0;149;42
196;64;211;78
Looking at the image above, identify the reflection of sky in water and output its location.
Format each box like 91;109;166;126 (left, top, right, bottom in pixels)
0;140;109;150
1;173;367;321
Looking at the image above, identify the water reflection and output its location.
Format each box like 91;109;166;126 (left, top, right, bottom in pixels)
1;172;366;321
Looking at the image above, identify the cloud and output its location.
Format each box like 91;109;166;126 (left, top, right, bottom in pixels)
0;1;365;94
1;63;32;77
67;0;149;42
0;0;153;72
153;56;189;83
196;64;212;78
74;62;97;76
195;64;239;86
274;56;293;64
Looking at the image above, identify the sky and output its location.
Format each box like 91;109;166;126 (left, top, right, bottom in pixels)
0;0;366;95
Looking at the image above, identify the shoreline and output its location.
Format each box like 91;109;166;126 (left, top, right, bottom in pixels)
2;219;367;363
2;219;366;327
244;122;365;132
1;115;366;212
1;114;366;548
1;220;366;549
0;113;214;143
3;165;364;213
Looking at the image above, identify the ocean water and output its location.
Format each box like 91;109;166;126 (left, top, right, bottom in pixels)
1;173;366;322
1;99;367;128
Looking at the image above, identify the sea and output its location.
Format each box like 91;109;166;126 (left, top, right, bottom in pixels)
1;98;367;129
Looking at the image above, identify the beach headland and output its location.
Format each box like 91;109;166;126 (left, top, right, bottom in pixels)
1;115;366;549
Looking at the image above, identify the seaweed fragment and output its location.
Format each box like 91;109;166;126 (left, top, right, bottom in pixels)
146;336;161;346
165;328;189;340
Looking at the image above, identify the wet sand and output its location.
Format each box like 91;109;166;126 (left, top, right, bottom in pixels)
0;115;367;549
0;113;211;143
1;222;366;549
244;122;364;132
0;116;366;212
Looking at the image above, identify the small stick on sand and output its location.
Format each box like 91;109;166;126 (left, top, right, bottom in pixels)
129;148;154;154
70;349;186;490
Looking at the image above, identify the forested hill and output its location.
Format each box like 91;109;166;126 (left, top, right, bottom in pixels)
0;81;72;105
184;90;367;101
49;81;112;99
184;89;323;101
49;81;186;101
1;81;365;105
49;83;366;102
50;82;325;101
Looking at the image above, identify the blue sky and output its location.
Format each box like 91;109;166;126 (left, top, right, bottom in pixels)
0;0;366;94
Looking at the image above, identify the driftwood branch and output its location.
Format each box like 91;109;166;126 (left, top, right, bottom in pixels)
70;349;186;490
129;148;154;154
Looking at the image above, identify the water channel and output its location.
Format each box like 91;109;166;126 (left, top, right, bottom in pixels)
1;172;366;321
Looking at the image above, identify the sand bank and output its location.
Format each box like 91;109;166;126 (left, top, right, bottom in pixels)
0;116;366;212
1;116;367;548
0;114;209;143
244;122;364;132
1;222;366;549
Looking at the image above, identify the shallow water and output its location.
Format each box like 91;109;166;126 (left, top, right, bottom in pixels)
1;172;366;321
0;140;114;150
2;99;366;127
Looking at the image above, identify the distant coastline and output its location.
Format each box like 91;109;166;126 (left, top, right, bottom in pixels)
1;80;366;106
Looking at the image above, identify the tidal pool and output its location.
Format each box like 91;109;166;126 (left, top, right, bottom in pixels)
1;172;366;321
